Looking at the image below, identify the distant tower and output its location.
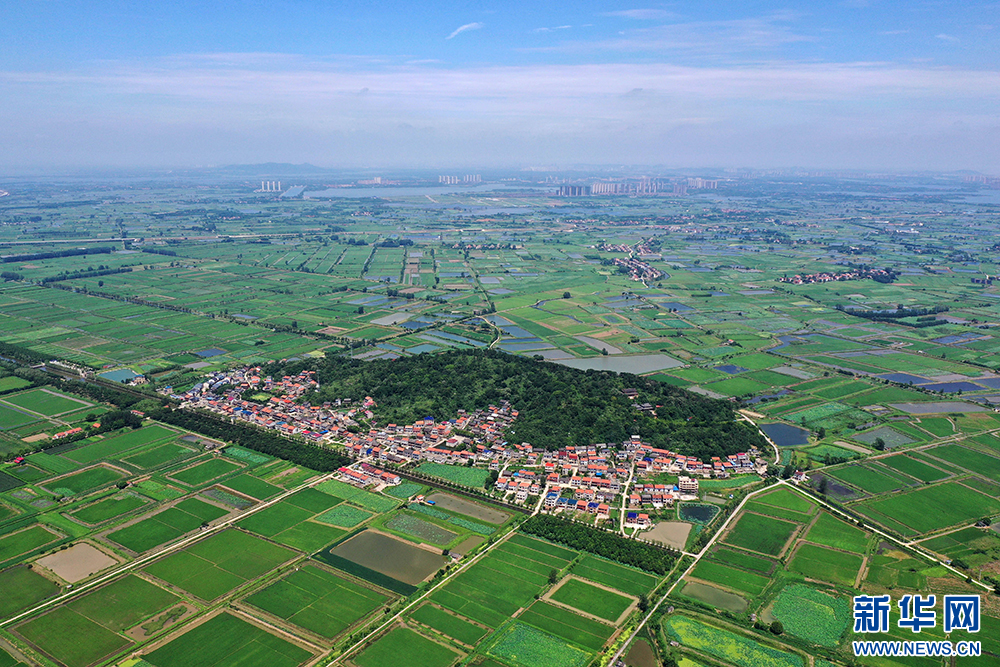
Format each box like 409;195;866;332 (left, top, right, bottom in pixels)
261;181;266;191
277;181;281;191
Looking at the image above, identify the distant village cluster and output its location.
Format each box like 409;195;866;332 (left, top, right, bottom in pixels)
777;267;894;284
166;364;765;530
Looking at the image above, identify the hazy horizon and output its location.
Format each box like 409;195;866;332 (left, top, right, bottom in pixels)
2;1;998;172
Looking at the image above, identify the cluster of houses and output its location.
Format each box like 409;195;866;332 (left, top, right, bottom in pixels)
336;462;401;488
777;267;894;284
611;256;665;283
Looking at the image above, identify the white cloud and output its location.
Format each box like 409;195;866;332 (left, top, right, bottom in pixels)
603;9;675;20
935;33;960;42
446;22;484;40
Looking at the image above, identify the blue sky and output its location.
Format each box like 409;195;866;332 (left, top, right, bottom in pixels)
2;1;998;170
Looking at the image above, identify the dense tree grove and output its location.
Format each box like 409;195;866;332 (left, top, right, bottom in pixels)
289;349;765;457
1;247;112;263
520;514;676;574
148;407;350;471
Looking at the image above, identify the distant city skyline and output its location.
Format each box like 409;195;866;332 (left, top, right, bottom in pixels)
1;1;998;171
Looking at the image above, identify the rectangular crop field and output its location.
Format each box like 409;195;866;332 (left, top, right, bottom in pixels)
283;487;342;513
315;504;372;528
143;612;312;667
0;566;60;619
245;564;388;640
16;607;129;667
3;388;90;416
754;487;816;514
68;574;180;631
788;543;863;587
237;501;312;537
385;512;457;546
354;626;459;667
107;498;228;552
145;529;296;601
928;445;1000;479
856;482;1000;534
415;462;490;487
314;479;400;512
70;492;148;524
484;621;590;667
221;474;280;500
722;512;799;556
169;458;241;486
570;555;658;597
804;513;869;554
0;404;38;429
518;601;614;652
826;464;909;494
0;525;61;563
708;547;775;575
662;615;803;667
65;426;175;464
123;443;194;469
45;466;123;496
411;604;490;646
880;454;949;483
687;560;770;597
549;578;632;622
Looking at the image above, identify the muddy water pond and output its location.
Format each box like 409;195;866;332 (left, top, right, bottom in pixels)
331;530;447;585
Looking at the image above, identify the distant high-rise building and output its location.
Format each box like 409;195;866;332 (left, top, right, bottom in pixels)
591;182;628;195
687;178;718;189
439;175;460;184
463;174;481;183
672;181;687;196
557;185;591;196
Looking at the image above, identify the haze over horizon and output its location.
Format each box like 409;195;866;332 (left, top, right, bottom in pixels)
2;1;998;172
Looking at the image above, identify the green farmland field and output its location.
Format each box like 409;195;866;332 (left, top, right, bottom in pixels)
16;607;129;667
123;443;194;469
826;464;909;494
688;560;770;597
108;498;228;552
518;601;614;652
64;425;175;464
722;512;799;556
0;525;60;563
857;481;1000;534
880;454;950;483
415;462;490;487
804;512;870;554
788;543;863;587
928;445;1000;479
3;388;90;416
144;529;295;600
245;564;388;640
662;615;803;667
485;621;590;667
0;566;60;619
169;458;241;486
770;584;850;647
45;465;123;496
354;626;459;667
68;574;180;631
143;612;312;667
549;578;632;622
70;492;148;524
411;603;490;646
570;555;658;597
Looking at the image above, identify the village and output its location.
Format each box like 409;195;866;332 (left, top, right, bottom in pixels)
166;364;767;533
